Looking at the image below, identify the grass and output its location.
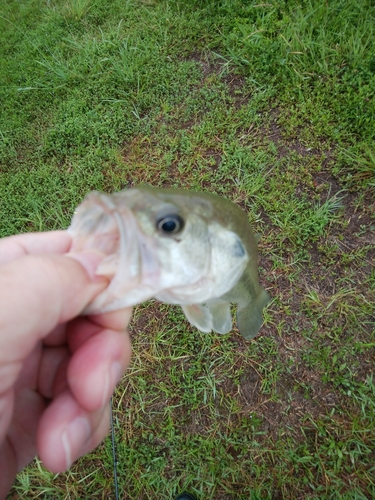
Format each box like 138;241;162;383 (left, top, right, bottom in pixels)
1;0;374;498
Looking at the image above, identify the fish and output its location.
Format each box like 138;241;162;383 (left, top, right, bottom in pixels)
68;186;270;339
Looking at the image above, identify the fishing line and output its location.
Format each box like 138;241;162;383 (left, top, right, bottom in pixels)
110;397;120;500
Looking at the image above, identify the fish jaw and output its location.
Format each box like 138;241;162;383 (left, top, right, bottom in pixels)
68;192;123;258
68;191;161;312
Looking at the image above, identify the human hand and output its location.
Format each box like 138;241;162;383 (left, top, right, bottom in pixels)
0;231;132;499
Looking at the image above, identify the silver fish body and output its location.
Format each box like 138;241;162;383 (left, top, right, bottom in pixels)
68;186;270;339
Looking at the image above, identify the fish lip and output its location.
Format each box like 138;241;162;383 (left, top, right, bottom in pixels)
94;191;142;283
72;191;162;313
68;191;120;255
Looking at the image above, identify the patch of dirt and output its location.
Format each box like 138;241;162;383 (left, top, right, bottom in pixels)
202;147;221;170
264;108;329;160
222;73;251;109
188;51;223;79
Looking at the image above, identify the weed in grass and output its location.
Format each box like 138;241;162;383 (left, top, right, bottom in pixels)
64;0;91;21
336;146;375;188
262;187;344;247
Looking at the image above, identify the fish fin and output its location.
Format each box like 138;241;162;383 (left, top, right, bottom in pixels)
236;288;270;340
181;304;212;333
255;233;261;243
207;302;232;334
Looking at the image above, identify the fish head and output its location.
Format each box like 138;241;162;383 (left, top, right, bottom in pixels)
68;187;249;313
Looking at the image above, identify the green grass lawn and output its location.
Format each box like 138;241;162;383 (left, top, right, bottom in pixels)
2;0;374;498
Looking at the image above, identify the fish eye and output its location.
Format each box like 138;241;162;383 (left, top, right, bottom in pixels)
156;214;184;235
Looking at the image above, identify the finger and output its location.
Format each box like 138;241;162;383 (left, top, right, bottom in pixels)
67;308;133;352
90;307;133;333
7;388;45;469
43;323;67;347
0;390;14;448
37;390;110;472
0;388;45;498
38;346;70;399
67;325;131;411
0;437;17;500
14;343;42;391
0;252;108;395
0;231;71;266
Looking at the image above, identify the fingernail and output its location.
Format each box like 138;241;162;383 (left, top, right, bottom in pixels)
101;361;123;407
61;416;91;469
68;250;107;281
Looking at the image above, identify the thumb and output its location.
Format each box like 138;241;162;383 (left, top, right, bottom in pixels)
0;251;108;391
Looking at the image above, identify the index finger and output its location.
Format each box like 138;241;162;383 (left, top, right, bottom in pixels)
0;231;72;266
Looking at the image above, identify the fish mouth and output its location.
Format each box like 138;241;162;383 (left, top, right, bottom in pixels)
68;191;143;310
68;191;132;266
